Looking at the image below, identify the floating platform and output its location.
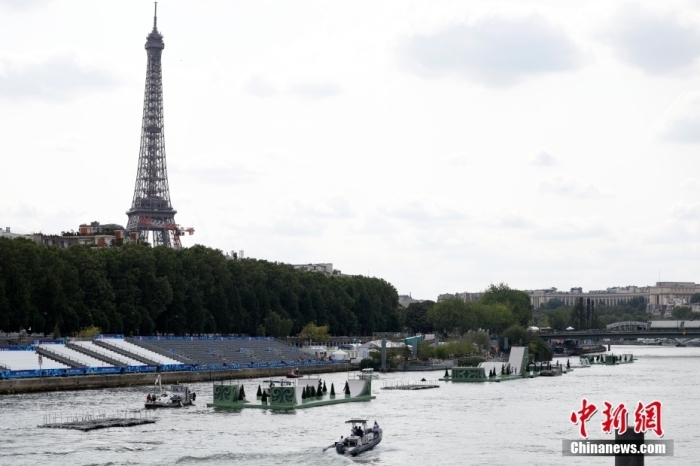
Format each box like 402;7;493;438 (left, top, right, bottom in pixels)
581;352;634;365
381;380;439;390
441;347;531;383
207;377;375;410
39;417;155;431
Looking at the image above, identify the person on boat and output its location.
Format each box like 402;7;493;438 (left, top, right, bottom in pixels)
373;422;379;434
191;392;196;401
146;394;151;402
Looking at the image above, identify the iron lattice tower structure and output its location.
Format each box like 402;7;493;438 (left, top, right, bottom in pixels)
126;4;180;248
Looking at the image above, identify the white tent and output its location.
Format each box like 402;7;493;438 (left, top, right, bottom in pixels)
527;326;540;332
330;350;348;361
566;326;575;331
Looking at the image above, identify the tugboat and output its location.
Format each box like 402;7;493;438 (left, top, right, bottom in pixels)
144;375;196;409
333;420;382;456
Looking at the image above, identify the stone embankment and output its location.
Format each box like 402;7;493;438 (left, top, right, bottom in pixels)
0;363;356;395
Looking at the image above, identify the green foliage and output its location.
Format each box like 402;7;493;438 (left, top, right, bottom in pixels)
256;385;262;397
77;325;101;338
528;337;553;361
53;323;60;339
344;381;350;395
457;356;485;367
502;324;529;348
301;386;307;399
472;302;516;334
671;306;698;320
299;323;330;343
691;293;700;304
404;300;434;333
330;383;335;395
0;239;400;336
238;385;245;400
480;283;532;327
264;311;293;338
427;298;475;335
261;390;268;402
322;381;327;393
540;298;566;310
464;331;491;352
359;357;380;370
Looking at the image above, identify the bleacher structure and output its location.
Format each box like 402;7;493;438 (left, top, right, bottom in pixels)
0;335;346;379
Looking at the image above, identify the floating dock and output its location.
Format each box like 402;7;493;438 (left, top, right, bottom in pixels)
581;352;634;365
381;380;440;390
38;411;155;431
207;377;375;410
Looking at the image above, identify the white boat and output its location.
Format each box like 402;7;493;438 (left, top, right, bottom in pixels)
144;375;196;409
334;420;382;456
358;368;379;379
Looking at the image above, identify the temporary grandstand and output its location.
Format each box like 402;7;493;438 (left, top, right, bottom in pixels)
0;335;347;380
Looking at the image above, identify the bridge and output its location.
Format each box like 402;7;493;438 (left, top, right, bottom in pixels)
540;329;700;340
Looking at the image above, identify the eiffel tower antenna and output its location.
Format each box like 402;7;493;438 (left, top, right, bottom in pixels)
126;5;181;248
153;2;158;29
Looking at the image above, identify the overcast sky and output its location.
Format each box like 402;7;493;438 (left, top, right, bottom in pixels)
2;1;700;299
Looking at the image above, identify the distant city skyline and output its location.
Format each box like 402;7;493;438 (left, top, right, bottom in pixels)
3;2;700;298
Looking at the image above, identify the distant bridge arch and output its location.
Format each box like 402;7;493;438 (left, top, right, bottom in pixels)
605;321;647;331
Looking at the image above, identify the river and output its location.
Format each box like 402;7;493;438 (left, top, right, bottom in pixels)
1;345;698;465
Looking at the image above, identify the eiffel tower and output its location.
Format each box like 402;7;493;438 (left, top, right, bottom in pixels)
126;3;180;248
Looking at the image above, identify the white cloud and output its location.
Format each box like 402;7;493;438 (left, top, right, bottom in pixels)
295;197;355;218
604;5;700;75
539;176;611;199
655;92;700;143
670;201;700;220
288;81;341;99
400;15;580;87
384;201;467;223
0;56;117;100
243;75;277;97
173;164;258;185
530;150;558;167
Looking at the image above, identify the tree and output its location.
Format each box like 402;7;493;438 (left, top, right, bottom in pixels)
672;306;694;320
426;298;475;335
691;293;700;304
502;324;530;348
473;302;515;334
480;283;532;327
541;298;566;310
404;300;434;333
264;311;293;338
299;322;330;343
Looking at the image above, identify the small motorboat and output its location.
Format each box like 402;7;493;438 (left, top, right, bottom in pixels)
145;375;196;409
333;419;382;456
286;368;301;378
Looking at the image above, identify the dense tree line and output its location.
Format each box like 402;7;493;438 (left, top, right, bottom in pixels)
0;238;400;337
535;296;653;330
400;284;551;359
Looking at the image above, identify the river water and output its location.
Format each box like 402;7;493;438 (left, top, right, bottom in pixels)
1;345;698;465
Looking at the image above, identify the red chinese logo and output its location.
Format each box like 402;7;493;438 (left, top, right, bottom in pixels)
570;398;598;438
601;401;628;434
570;399;664;438
634;401;664;437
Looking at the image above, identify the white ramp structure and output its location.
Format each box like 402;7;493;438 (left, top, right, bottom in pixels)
507;347;528;375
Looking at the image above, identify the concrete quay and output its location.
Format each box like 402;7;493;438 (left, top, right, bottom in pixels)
0;363;356;395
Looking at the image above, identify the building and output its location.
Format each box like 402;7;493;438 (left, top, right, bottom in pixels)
528;282;700;315
0;227;32;240
1;224;127;248
292;263;349;277
399;294;423;308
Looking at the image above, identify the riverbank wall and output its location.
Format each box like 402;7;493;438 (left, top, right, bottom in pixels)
0;363;357;395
